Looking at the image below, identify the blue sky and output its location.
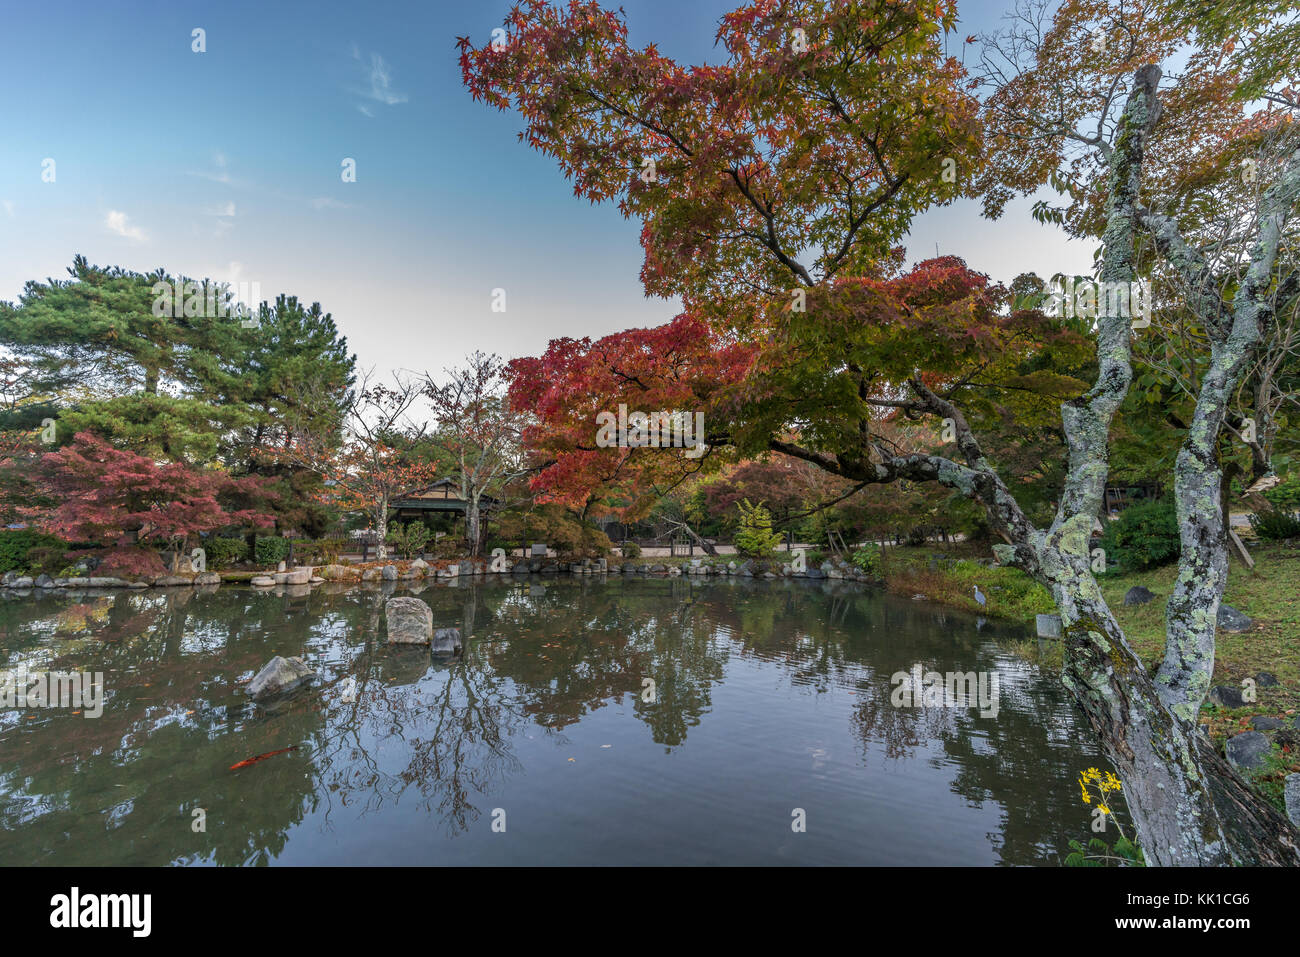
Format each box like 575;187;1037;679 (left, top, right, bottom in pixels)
0;0;1092;377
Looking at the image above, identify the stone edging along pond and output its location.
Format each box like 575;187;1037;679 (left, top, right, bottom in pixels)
0;553;877;593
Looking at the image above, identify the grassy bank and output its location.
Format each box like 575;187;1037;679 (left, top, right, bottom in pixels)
884;540;1300;811
877;544;1057;622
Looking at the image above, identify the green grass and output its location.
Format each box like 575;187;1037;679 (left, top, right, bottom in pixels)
878;545;1057;622
893;540;1300;813
1098;544;1300;707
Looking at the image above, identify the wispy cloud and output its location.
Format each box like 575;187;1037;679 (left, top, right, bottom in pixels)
309;196;352;210
190;152;235;186
2;201;13;218
206;201;237;217
351;47;407;114
104;210;146;242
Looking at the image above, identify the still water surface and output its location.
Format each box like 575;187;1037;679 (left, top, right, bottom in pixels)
0;577;1103;865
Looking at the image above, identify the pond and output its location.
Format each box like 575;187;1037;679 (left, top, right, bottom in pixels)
0;576;1103;865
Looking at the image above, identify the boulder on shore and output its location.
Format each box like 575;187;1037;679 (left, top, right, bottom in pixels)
1208;684;1246;709
1122;585;1155;606
322;564;360;581
1249;715;1285;731
246;655;316;699
1224;730;1272;771
250;575;276;587
1217;604;1254;633
385;596;433;645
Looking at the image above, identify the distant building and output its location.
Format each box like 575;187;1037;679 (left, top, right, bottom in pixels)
389;479;497;524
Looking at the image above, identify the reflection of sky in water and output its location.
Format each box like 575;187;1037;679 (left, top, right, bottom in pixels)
0;578;1109;865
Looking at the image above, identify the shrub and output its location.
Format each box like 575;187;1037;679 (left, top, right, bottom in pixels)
386;522;432;559
850;544;881;575
1099;497;1181;571
1249;507;1300;541
734;499;782;558
289;537;343;565
312;538;342;564
204;537;250;569
96;547;167;580
254;536;293;567
621;541;642;559
24;546;67;577
0;530;68;573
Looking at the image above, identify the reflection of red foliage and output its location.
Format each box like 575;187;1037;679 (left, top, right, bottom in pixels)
38;432;276;546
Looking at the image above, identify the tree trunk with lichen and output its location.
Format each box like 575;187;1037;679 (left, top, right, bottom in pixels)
1028;67;1300;865
988;66;1299;864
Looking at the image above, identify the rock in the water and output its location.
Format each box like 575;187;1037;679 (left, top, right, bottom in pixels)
432;627;462;655
154;575;192;587
1208;685;1246;709
322;564;359;581
246;655;315;699
34;574;53;588
1123;585;1156;606
1250;715;1285;731
194;572;221;586
1255;672;1279;687
10;576;33;588
1217;604;1254;633
250;575;276;587
1;572;14;586
381;564;398;581
285;566;312;585
1286;773;1300;828
1224;731;1272;770
385;597;433;644
361;567;382;581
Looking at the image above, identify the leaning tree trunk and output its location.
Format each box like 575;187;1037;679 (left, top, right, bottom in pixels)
672;519;718;556
1040;555;1300;864
1026;66;1300;864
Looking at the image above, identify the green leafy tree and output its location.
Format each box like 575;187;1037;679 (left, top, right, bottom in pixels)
734;499;781;558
